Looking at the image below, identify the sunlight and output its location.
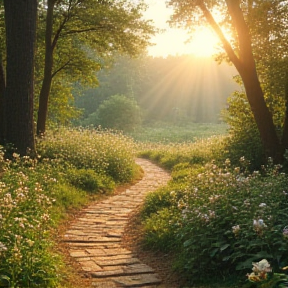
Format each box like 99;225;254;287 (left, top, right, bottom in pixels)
144;0;222;58
187;27;220;57
147;27;220;58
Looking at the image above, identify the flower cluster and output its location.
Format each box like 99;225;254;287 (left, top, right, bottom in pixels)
247;259;272;282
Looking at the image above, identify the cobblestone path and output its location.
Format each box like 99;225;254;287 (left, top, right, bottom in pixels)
63;158;171;287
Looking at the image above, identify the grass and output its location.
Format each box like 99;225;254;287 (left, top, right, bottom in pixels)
129;121;228;143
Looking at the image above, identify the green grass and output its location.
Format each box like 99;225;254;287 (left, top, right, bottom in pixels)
129;121;228;143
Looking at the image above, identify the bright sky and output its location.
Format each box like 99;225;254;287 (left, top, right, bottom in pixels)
143;0;221;58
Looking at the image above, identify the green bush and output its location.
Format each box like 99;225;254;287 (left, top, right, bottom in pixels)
83;94;142;132
67;168;115;193
142;158;288;285
37;127;137;183
222;91;265;170
0;156;61;288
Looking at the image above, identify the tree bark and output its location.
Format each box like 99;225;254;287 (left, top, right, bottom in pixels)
0;55;5;143
4;0;37;155
37;0;56;136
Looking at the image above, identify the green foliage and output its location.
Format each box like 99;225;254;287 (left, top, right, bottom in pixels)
222;91;265;170
83;94;142;132
74;54;237;124
138;135;226;170
37;127;137;183
34;0;156;128
141;155;288;285
67;168;115;193
143;208;180;252
0;155;63;288
0;126;139;287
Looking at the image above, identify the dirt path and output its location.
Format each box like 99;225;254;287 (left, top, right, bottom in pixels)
62;158;174;287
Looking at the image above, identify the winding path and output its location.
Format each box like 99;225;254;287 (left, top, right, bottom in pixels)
63;158;171;287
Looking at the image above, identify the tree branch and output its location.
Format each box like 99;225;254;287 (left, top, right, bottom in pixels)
51;59;71;78
196;0;242;71
225;0;254;64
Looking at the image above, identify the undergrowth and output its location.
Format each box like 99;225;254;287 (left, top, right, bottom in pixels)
0;127;138;288
140;138;288;287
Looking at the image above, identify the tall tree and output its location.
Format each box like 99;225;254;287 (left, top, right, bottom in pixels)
0;54;5;143
3;0;37;155
167;0;288;163
0;5;6;143
36;0;155;135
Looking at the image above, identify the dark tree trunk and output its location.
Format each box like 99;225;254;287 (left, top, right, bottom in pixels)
0;56;5;143
239;66;281;161
198;0;282;162
4;0;37;155
37;0;56;136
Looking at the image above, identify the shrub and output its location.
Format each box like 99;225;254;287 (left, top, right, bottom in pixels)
67;168;115;193
37;127;137;183
0;156;61;288
222;91;265;170
83;94;142;132
142;158;288;285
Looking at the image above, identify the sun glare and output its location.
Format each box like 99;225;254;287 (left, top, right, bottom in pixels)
187;28;220;57
144;1;223;58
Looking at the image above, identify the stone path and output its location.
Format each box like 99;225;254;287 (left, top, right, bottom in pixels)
63;158;171;287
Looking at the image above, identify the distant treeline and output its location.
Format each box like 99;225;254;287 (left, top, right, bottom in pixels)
74;54;239;124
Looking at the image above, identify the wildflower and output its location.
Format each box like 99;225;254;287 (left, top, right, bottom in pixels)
253;219;267;235
232;225;240;236
252;259;272;274
247;259;271;283
26;239;34;247
0;242;7;252
259;203;267;208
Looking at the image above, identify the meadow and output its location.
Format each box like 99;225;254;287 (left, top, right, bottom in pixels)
0;123;287;288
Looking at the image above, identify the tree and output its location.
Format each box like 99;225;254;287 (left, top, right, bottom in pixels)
167;0;288;163
83;94;142;132
36;0;155;135
3;0;37;155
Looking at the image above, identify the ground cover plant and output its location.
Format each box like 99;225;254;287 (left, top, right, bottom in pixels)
0;127;138;288
138;129;288;287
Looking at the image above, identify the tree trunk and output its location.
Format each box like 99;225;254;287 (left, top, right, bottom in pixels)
37;0;56;136
4;0;37;156
239;66;281;161
0;55;5;143
198;0;282;162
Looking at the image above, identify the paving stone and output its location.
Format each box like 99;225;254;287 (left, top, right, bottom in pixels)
91;263;154;278
94;257;140;267
111;274;162;287
63;158;171;287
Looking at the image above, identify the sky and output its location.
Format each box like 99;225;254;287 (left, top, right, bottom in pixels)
143;0;221;58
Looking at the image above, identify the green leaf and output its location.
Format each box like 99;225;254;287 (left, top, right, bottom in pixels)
210;248;219;257
220;243;230;251
0;275;10;287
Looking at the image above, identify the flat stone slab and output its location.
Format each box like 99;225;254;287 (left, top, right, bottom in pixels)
91;263;154;278
63;158;171;287
111;273;162;287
